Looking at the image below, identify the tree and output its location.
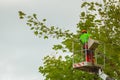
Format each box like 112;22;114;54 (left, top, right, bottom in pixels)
19;0;120;79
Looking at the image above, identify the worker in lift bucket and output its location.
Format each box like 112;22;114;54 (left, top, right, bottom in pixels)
79;30;95;64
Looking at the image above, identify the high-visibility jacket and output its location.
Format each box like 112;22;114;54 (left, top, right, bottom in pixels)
79;33;91;44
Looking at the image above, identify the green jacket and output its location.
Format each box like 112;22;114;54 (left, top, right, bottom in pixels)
79;33;91;44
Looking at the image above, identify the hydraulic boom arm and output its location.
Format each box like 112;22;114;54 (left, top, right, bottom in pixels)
98;69;115;80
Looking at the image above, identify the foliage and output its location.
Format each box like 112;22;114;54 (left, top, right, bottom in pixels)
39;55;98;80
18;11;73;40
19;0;120;79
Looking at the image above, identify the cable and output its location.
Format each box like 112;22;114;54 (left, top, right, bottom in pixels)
72;41;74;65
103;44;106;68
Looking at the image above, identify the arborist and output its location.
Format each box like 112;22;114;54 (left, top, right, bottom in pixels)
79;30;94;64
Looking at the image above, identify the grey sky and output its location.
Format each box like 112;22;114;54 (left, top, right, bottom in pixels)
0;0;83;80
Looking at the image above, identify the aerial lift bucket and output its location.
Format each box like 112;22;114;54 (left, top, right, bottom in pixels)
73;38;100;74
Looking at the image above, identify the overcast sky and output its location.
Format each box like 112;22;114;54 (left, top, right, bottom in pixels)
0;0;84;80
0;0;104;80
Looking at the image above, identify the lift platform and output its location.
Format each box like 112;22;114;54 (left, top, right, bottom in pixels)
73;61;101;74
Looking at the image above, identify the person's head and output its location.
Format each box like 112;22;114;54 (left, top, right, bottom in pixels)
81;30;87;33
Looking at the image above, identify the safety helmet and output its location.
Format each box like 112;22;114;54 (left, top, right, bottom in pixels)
81;30;87;33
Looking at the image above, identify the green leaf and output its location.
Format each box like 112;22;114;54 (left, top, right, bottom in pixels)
50;26;55;31
18;11;26;19
31;27;34;30
81;12;85;17
44;36;48;39
43;19;46;22
26;23;32;26
33;13;37;19
34;31;38;35
52;44;63;50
